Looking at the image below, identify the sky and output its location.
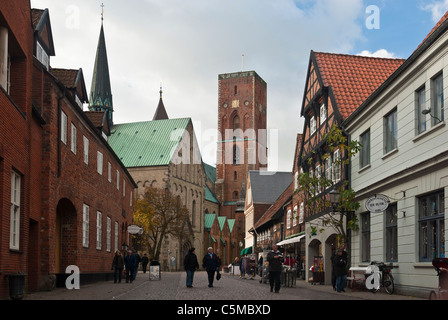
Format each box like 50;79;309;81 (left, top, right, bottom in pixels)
30;0;448;172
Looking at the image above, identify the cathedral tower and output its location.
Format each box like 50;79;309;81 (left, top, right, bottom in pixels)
216;71;267;218
89;12;113;127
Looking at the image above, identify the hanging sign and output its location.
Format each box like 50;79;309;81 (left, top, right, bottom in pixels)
127;225;143;234
365;195;389;213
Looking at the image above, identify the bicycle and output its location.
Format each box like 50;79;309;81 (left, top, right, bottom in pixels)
365;261;394;294
428;258;448;300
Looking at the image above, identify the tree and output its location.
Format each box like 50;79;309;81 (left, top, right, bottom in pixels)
297;124;361;245
133;187;190;261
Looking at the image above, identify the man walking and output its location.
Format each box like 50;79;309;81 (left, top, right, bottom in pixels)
124;250;137;283
203;247;220;288
184;248;199;288
267;244;284;293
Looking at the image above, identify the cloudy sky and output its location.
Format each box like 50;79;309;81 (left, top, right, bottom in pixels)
30;0;447;171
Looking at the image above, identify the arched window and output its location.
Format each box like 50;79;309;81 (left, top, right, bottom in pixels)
233;145;240;165
233;115;240;130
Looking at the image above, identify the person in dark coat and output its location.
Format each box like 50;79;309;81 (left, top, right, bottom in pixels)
124;250;137;283
333;246;348;293
267;244;284;293
202;247;220;287
141;254;149;273
111;250;124;283
184;248;200;288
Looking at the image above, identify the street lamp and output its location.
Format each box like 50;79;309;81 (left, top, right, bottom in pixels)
422;107;442;123
329;189;340;211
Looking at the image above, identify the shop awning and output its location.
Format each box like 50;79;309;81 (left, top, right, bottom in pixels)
277;235;305;246
240;247;253;255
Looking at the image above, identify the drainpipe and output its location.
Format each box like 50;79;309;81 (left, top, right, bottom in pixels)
57;94;64;177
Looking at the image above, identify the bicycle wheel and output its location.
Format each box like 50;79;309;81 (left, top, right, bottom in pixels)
383;273;394;294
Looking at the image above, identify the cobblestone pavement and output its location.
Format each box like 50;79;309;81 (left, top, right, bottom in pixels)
24;271;423;301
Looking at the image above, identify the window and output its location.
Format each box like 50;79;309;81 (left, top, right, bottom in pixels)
299;202;304;224
320;104;327;125
233;115;240;130
432;73;444;124
97;151;103;175
82;204;90;248
384;109;397;154
61;111;67;144
36;41;49;70
96;211;102;250
10;171;21;250
108;162;112;182
116;170;120;190
0;27;10;93
386;203;398;262
360;129;370;168
234;171;238;181
310;116;317;135
114;221;119;253
418;191;445;261
233;145;240;165
286;209;291;229
123;180;126;197
332;150;341;183
83;136;89;164
361;212;370;262
293;205;298;227
315;164;321;194
416;86;427;134
325;156;332;184
106;217;111;252
70;123;77;154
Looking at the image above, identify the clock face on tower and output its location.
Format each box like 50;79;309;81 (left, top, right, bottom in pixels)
232;100;239;108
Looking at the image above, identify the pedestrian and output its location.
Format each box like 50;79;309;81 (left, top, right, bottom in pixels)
331;249;337;291
184;248;199;288
124;250;137;283
141;253;149;273
111;250;124;283
267;244;284;293
202;247;220;287
333;245;348;293
133;251;141;281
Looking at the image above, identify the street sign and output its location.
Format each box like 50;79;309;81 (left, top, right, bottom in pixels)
365;194;389;213
127;225;143;234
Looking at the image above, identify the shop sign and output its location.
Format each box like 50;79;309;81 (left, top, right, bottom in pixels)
127;225;143;234
365;195;389;213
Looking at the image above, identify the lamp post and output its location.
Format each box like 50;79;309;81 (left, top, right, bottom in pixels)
422;108;442;123
329;189;340;212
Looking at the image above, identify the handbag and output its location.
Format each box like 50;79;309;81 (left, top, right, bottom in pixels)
216;271;221;280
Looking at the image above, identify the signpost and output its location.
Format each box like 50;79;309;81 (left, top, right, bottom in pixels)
365;194;389;213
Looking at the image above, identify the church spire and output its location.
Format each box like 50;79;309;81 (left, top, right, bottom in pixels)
89;4;113;126
152;82;169;120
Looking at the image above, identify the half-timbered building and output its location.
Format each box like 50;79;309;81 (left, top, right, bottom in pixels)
298;50;404;284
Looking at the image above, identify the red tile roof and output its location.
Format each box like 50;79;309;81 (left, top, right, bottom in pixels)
416;11;448;52
50;68;80;89
314;52;405;120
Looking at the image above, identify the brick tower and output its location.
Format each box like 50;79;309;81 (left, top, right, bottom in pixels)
216;71;267;219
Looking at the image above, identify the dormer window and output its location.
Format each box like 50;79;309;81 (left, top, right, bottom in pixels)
36;42;49;70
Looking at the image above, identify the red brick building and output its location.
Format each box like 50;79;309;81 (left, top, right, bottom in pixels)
0;3;136;299
215;71;268;219
0;0;35;300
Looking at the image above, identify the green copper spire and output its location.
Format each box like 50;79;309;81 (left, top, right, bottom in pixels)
89;8;113;126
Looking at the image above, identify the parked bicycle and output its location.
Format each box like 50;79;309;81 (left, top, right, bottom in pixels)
365;261;394;294
429;258;448;300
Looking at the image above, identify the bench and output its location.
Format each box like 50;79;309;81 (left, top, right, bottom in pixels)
347;267;368;291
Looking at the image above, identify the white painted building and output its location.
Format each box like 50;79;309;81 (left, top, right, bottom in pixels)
344;13;448;298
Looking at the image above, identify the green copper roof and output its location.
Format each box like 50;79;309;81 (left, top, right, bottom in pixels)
108;118;191;167
204;213;216;231
217;216;226;231
205;185;219;204
203;163;216;184
227;219;235;233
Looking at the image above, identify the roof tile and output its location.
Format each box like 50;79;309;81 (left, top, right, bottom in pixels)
314;52;405;120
